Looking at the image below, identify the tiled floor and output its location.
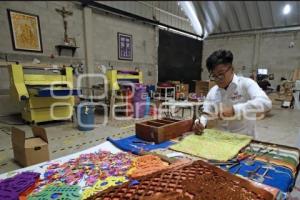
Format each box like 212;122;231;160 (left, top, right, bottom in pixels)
0;104;299;196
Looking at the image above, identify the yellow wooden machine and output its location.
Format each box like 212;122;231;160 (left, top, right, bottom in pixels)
9;64;77;123
105;69;143;119
106;69;143;91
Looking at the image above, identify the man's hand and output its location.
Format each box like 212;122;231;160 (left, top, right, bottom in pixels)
219;106;235;119
193;119;205;135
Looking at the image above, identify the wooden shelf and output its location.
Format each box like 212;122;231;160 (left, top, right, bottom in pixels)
55;45;79;57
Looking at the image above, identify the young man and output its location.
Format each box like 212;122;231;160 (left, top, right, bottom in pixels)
194;50;272;138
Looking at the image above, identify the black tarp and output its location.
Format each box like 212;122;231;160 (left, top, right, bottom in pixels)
158;29;203;92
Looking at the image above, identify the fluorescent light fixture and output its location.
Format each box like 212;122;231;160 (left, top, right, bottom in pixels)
157;25;202;40
283;4;291;15
203;29;208;39
178;1;203;36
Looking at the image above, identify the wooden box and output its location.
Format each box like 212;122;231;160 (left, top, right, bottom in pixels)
136;118;193;144
195;80;216;96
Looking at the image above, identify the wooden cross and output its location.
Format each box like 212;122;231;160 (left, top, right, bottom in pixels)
56;7;73;44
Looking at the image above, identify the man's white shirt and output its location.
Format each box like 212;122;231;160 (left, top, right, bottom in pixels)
199;74;272;138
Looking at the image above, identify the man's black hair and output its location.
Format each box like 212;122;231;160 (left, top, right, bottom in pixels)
206;49;233;73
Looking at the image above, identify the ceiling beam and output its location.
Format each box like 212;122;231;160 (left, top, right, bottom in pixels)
208;1;229;32
273;1;286;27
223;1;239;31
201;1;223;33
287;1;299;26
270;1;280;27
209;24;300;38
195;1;221;33
268;1;275;27
281;0;288;27
228;2;242;30
298;2;300;25
244;2;255;29
215;1;232;32
240;1;255;29
255;1;263;28
256;2;265;27
193;1;211;34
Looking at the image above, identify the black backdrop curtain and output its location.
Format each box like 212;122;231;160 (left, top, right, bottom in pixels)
158;29;203;92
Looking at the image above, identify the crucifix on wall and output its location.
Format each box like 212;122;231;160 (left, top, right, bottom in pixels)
55;7;75;45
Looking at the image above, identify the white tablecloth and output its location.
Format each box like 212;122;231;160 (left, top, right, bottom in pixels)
0;141;121;180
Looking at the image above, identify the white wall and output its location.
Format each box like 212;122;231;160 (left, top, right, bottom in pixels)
92;10;157;85
259;32;300;86
202;35;255;80
202;31;300;87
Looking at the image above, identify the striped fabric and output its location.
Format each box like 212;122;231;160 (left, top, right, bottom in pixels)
244;143;299;174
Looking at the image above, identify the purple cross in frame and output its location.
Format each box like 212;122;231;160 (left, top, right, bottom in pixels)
118;32;133;60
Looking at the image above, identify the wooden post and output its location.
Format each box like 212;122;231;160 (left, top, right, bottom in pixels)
109;90;116;120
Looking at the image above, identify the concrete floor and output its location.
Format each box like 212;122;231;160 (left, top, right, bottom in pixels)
0;104;299;196
0;114;153;174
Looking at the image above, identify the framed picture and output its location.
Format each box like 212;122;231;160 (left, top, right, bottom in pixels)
118;32;132;60
7;9;43;52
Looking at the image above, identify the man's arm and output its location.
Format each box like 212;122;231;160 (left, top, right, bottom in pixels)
199;101;214;127
233;78;272;117
194;89;216;133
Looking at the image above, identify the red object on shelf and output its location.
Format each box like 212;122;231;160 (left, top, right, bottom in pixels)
157;82;174;87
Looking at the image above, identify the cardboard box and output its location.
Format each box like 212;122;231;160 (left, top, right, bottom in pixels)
11;126;49;167
176;84;189;99
180;84;189;94
195;81;216;96
292;68;300;81
268;93;282;105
